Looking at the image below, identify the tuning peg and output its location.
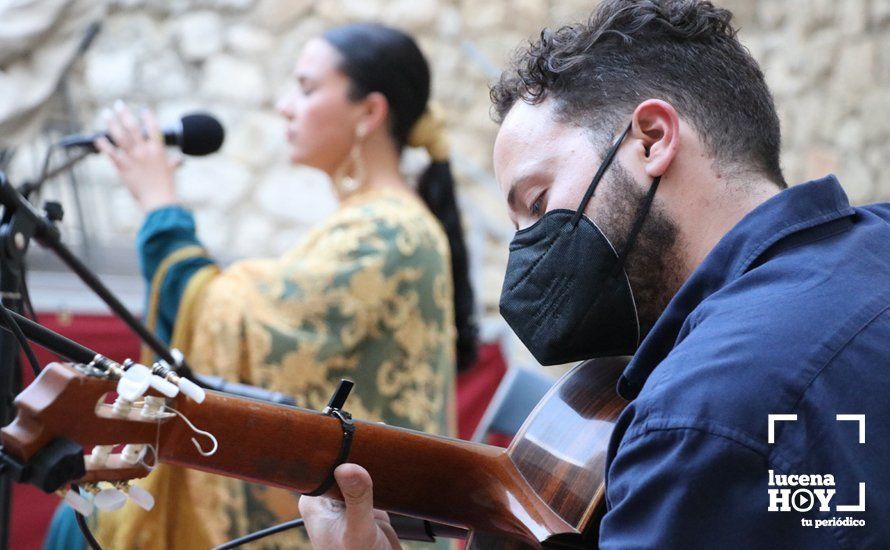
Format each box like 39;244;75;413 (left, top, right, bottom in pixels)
117;363;152;402
87;445;113;468
124;483;155;511
93;487;127;512
62;489;94;516
177;376;205;403
141;396;167;418
151;360;206;403
149;374;179;397
120;444;145;465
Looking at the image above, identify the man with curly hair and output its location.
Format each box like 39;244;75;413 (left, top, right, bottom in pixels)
300;1;890;548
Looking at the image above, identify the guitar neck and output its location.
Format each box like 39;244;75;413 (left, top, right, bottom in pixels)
1;363;577;546
161;390;574;544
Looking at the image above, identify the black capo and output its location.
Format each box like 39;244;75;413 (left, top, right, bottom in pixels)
302;379;356;497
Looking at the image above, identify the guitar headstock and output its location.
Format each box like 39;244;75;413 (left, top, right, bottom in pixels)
1;362;179;513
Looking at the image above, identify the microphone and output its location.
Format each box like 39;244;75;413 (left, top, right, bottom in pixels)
57;112;225;156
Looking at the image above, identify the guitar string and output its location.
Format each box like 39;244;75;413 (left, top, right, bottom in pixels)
136;414;161;473
163;404;219;456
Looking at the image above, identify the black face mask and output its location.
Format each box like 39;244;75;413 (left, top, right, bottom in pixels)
499;124;662;365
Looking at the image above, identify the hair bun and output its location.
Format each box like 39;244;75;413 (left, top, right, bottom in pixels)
408;101;450;162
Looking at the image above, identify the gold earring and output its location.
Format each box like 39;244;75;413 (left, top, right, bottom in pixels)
334;138;364;195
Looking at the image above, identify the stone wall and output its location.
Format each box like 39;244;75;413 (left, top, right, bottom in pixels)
6;0;890;324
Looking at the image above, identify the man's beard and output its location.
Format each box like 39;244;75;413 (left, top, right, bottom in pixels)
594;162;684;338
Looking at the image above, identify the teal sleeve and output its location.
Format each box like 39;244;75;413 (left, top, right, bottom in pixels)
43;504;85;550
136;205;216;345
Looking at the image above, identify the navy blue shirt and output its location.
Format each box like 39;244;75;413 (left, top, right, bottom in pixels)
600;176;889;549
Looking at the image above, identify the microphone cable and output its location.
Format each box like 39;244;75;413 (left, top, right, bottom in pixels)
213;518;306;549
71;485;102;550
0;302;40;377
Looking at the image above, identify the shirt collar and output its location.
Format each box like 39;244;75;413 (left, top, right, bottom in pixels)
618;174;856;399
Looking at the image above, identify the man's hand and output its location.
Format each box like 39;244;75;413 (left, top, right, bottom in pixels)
299;464;402;550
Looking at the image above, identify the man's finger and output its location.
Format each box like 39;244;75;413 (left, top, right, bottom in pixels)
334;464;378;544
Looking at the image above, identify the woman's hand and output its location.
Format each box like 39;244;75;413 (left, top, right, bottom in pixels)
299;464;401;550
94;101;180;212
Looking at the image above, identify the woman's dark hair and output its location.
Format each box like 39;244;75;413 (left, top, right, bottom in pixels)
491;0;786;188
323;23;478;371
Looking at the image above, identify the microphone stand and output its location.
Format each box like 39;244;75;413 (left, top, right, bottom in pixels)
0;173;196;377
0;177;27;550
0;169;201;549
17;148;91;199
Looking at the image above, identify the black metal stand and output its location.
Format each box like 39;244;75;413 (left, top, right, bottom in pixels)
0;173;195;377
0;168;194;549
0;172;33;550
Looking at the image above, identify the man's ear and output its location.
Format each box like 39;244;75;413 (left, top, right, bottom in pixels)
356;91;390;138
631;99;680;178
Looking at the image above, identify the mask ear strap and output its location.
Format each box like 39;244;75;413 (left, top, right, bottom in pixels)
572;122;633;226
615;174;662;269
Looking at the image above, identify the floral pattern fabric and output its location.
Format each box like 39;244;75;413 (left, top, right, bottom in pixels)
96;186;456;549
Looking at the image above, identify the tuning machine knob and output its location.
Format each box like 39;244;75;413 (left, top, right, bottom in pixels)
93;486;127;512
121;482;155;511
60;488;94;516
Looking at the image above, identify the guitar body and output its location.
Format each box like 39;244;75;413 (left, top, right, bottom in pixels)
1;356;629;549
468;356;629;549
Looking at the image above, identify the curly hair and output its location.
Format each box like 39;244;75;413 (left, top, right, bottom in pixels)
491;0;786;187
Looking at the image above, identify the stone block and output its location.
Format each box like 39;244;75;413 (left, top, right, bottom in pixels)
139;51;193;98
226;24;275;56
832;40;876;97
839;159;875;204
176;156;252;209
511;0;548;30
223;109;288;168
230;210;277;255
85;50;137;101
174;11;225;62
21;0;890;261
252;0;313;31
838;0;868;35
757;0;786;29
437;5;463;37
317;0;384;24
803;145;840;182
271;225;312;255
836;117;865;151
462;3;507;33
200;54;269;105
873;0;890;24
209;0;256;11
866;148;890;201
193;208;233;254
107;185;144;234
255;166;337;224
861;91;890;141
384;0;440;30
800;30;840;83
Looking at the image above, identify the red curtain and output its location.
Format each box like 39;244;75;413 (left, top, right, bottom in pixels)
10;313;141;550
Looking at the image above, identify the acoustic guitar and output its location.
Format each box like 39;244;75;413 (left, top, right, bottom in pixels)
1;356;628;549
